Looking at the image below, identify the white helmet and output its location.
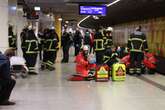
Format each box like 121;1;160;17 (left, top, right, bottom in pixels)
28;25;33;30
83;45;89;51
106;27;113;32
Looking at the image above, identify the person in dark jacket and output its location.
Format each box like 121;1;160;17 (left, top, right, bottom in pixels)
41;29;59;70
73;30;82;56
22;25;38;74
8;25;17;50
127;26;148;75
0;52;16;105
94;27;105;64
104;27;113;50
83;30;91;50
20;27;28;58
61;30;71;63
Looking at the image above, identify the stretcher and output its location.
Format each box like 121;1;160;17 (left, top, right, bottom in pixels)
10;56;28;78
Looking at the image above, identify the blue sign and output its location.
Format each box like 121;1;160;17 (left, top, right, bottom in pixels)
79;5;107;16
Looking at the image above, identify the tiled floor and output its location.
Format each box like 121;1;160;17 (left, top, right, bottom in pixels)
1;57;165;110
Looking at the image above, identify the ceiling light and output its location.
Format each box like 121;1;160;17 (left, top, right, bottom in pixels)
93;16;99;20
34;6;41;11
77;15;90;29
107;0;121;7
58;18;63;21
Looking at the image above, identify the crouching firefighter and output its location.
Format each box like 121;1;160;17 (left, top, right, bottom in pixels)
22;26;39;75
41;29;59;71
127;26;148;75
103;46;119;67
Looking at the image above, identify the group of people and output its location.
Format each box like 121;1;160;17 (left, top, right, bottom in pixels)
0;25;148;105
93;25;148;76
75;25;148;77
61;28;95;63
20;26;59;73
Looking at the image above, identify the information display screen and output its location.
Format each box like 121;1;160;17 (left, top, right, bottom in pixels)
79;5;107;16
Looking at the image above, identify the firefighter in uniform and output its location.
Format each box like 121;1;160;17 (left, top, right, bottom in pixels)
94;28;105;64
104;27;113;50
8;25;17;50
41;29;59;71
22;25;38;74
103;45;119;67
103;27;117;67
20;27;28;58
127;26;148;75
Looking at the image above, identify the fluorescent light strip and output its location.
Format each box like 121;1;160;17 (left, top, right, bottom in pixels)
77;0;121;28
107;0;121;7
77;15;90;29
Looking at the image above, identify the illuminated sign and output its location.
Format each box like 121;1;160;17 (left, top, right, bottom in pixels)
79;5;107;16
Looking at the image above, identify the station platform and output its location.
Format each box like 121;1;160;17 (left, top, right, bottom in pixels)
1;56;165;110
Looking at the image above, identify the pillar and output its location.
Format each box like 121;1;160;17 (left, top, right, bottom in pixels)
8;0;27;56
54;15;62;48
0;0;8;52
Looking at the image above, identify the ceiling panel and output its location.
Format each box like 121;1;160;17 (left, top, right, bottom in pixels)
22;0;113;23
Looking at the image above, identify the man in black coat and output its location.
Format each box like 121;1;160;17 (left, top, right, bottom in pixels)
73;30;82;56
61;30;71;63
22;26;39;74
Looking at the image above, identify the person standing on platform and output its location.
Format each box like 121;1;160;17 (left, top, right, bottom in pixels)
104;27;113;50
83;29;91;51
8;25;17;50
90;30;95;54
41;29;59;70
94;27;105;65
127;26;148;75
73;29;83;56
20;27;28;58
22;25;39;75
61;29;71;63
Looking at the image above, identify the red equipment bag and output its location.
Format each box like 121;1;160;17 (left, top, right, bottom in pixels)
95;64;110;82
143;53;157;69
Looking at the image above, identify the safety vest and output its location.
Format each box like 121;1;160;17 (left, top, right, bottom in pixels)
44;38;58;51
94;32;105;51
104;36;113;49
25;40;38;54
